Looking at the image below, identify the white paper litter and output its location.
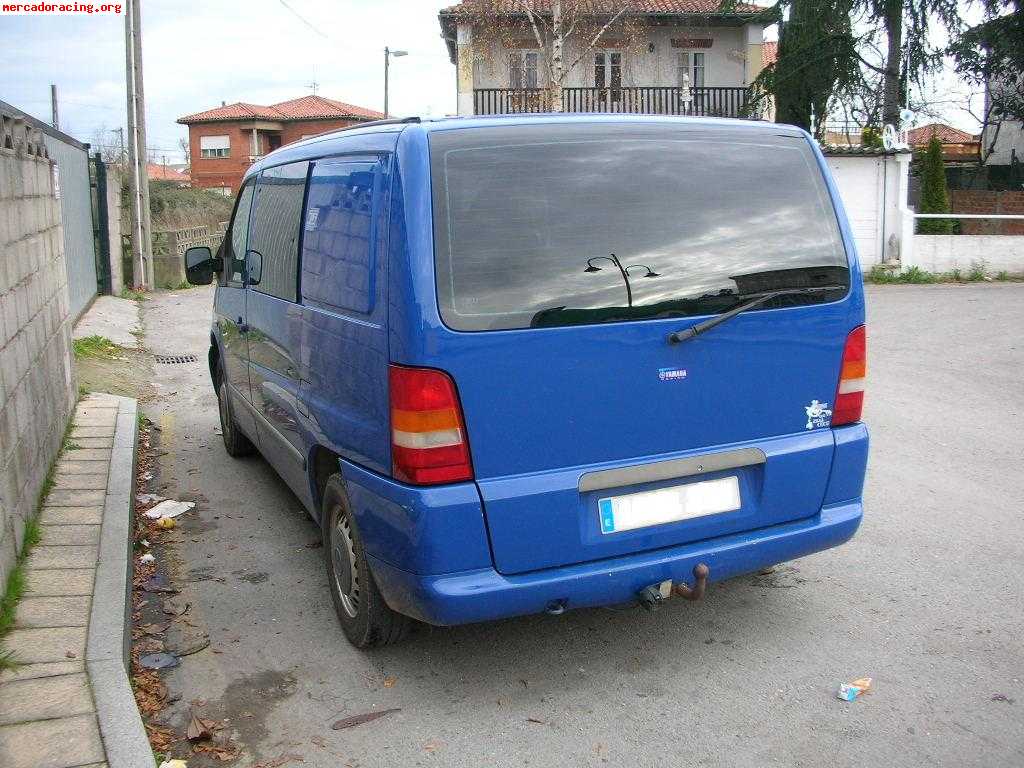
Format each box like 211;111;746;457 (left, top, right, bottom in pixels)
139;553;156;564
136;493;165;505
143;500;195;520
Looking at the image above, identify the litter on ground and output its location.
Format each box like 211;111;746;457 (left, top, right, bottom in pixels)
837;677;873;701
144;500;195;520
139;553;156;564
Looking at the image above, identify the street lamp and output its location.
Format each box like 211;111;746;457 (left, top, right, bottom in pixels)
584;254;660;308
384;47;408;118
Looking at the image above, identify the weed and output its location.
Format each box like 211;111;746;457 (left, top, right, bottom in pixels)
163;279;194;291
73;335;122;360
950;267;963;282
967;261;988;281
997;270;1009;281
0;647;20;672
120;287;148;302
0;566;26;635
866;265;938;284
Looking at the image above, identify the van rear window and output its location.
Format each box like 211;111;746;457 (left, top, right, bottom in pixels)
429;123;849;332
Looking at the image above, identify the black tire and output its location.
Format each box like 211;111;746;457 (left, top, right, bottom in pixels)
216;365;255;457
323;474;411;648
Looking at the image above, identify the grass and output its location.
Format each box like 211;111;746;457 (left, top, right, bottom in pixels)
163;279;194;291
866;264;1024;284
120;287;148;302
73;335;123;360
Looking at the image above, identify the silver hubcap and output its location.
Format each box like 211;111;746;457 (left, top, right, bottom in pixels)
331;510;360;618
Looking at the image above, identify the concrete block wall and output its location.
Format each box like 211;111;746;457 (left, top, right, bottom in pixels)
0;110;77;589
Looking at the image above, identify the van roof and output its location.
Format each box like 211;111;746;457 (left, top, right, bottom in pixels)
246;114;810;179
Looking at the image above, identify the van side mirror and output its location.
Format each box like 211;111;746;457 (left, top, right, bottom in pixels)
247;250;262;286
184;246;217;285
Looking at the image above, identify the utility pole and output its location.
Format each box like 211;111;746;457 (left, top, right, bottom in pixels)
384;47;390;118
50;84;59;130
124;0;153;289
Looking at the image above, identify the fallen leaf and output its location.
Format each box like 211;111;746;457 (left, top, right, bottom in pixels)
383;675;397;688
526;717;545;725
331;708;401;730
424;739;444;753
187;713;218;741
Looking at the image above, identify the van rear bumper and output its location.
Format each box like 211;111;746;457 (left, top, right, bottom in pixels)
368;499;863;626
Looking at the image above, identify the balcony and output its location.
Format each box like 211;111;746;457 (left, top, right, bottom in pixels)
473;86;757;118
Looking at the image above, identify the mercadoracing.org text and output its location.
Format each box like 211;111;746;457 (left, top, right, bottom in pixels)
2;2;123;13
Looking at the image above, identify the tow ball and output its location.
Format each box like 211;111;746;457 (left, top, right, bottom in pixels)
637;563;710;611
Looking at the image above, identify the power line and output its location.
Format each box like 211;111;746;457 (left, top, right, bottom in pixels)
277;0;327;39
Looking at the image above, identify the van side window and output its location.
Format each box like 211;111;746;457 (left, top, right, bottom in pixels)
223;179;255;286
300;160;379;314
248;161;310;302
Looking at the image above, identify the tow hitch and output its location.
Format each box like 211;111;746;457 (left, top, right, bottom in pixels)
637;563;710;611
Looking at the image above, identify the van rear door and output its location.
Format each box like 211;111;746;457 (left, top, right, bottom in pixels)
425;122;861;575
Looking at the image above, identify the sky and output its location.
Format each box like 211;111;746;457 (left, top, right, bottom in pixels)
0;0;986;164
0;0;458;163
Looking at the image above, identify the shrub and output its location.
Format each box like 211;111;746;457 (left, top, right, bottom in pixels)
917;135;954;235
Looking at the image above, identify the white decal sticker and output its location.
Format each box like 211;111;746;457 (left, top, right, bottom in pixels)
805;400;833;430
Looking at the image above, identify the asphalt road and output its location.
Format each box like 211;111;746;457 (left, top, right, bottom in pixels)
141;283;1023;768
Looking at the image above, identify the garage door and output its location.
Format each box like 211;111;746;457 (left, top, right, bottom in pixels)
827;157;881;267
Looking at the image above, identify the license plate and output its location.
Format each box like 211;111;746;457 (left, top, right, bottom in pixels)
598;476;741;534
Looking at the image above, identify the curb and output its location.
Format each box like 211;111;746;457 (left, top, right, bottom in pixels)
84;395;157;768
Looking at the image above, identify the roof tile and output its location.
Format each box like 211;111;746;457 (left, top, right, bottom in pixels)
441;0;762;15
908;122;980;146
178;95;384;124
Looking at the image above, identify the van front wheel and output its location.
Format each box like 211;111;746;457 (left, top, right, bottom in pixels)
216;367;254;457
323;474;411;648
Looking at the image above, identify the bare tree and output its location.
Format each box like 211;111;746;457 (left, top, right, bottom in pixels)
177;136;190;166
459;0;644;111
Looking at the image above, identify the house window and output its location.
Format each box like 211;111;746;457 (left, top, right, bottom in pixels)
509;50;539;89
678;52;706;88
595;51;622;91
200;134;230;158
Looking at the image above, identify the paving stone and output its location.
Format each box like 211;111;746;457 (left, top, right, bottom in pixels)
67;438;113;450
54;461;110;476
13;596;91;628
28;546;98;570
43;490;105;507
38;507;103;525
0;673;94;725
69;426;115;439
60;449;111;462
0;661;84;683
3;627;86;664
0;714;104;768
39;525;100;547
70;413;117;427
52;474;107;491
25;568;95;596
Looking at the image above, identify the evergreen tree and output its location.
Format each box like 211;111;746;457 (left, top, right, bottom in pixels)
917;135;953;234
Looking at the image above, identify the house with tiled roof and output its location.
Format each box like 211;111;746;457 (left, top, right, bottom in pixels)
908;122;981;162
438;0;772;117
147;162;191;185
178;95;384;192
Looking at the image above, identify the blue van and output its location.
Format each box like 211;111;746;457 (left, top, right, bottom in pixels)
184;115;868;648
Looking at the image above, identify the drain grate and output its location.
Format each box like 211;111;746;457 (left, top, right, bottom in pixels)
155;354;198;365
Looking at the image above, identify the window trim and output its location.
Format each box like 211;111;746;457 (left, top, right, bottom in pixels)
678;51;706;89
509;49;540;89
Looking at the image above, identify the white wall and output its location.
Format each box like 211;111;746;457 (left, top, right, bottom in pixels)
824;152;911;268
907;235;1024;274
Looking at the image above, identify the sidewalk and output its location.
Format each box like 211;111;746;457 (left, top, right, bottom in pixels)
0;393;152;768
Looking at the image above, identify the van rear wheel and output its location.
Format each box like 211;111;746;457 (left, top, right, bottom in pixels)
323;474;411;648
216;366;254;457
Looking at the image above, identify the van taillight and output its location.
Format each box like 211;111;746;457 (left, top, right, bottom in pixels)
389;365;473;485
832;325;866;427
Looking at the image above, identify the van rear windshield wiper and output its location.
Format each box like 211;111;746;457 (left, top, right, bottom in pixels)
667;285;846;345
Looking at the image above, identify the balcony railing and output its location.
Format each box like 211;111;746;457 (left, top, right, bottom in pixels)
474;86;757;118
